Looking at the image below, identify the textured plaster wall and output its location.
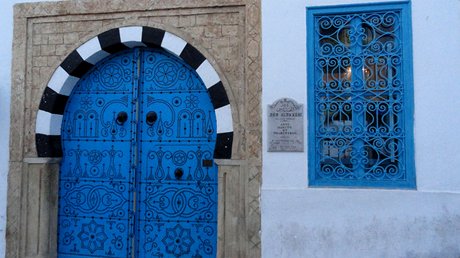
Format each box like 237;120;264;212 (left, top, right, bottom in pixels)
262;0;460;257
0;4;11;256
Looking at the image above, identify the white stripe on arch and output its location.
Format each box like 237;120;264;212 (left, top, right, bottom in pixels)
215;105;233;133
161;32;187;56
36;110;63;136
196;60;220;89
47;66;79;96
77;37;110;65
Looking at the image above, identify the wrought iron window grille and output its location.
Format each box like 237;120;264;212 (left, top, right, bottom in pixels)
307;2;415;188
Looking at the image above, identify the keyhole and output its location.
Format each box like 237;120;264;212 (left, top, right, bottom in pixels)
174;168;184;179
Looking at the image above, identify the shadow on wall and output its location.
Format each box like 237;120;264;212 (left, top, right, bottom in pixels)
267;213;460;258
406;248;460;258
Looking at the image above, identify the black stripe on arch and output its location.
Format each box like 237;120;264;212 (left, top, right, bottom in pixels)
142;27;165;48
98;28;129;54
180;44;206;70
61;50;94;78
38;87;69;115
36;134;62;157
214;132;233;159
208;81;230;109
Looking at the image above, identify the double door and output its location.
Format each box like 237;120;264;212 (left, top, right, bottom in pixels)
57;48;218;257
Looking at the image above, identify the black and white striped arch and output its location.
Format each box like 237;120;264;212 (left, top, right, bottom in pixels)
36;26;233;159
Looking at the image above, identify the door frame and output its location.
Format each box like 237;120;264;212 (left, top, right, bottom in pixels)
38;25;234;256
8;3;262;257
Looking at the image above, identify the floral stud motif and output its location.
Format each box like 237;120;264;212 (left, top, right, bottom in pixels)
162;224;195;256
101;64;123;88
78;220;108;253
80;96;93;110
154;61;177;87
185;95;199;108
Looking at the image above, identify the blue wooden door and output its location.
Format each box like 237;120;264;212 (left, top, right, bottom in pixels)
57;48;218;257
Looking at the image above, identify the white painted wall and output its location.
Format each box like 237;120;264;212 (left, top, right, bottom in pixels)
262;0;460;257
0;3;15;257
0;2;58;257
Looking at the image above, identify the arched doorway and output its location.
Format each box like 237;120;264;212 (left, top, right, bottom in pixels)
57;47;218;257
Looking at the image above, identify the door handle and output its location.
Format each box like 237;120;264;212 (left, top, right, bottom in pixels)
146;111;158;126
116;111;128;125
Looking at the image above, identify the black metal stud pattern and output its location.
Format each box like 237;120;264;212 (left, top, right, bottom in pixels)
57;48;219;257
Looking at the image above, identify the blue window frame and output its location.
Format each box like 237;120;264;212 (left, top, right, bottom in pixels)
307;2;415;188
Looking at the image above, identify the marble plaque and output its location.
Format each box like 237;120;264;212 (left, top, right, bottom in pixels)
268;98;304;152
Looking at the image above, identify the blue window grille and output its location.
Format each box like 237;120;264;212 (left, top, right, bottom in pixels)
307;2;415;188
